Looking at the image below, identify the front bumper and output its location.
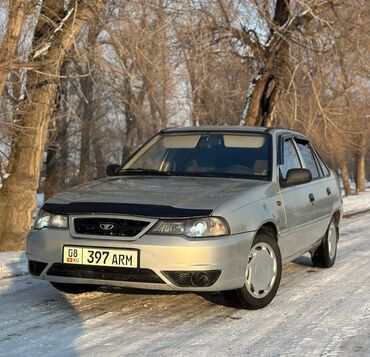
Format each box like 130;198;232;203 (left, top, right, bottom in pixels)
26;228;255;292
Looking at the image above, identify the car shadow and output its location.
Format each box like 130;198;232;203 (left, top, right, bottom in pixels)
99;285;181;296
100;285;235;307
99;285;239;309
292;255;314;267
0;252;83;356
198;292;238;308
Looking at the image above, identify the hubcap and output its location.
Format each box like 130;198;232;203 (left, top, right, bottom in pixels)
245;242;277;299
327;222;337;260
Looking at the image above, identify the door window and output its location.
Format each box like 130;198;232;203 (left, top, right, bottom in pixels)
296;141;320;179
280;139;302;179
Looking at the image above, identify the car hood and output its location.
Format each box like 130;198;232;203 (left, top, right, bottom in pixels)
45;176;272;215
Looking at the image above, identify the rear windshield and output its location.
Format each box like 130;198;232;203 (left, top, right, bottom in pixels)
121;132;272;180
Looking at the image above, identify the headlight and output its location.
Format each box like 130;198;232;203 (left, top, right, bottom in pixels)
34;210;68;229
150;217;229;237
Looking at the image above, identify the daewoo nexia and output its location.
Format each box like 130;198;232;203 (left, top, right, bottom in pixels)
27;127;342;309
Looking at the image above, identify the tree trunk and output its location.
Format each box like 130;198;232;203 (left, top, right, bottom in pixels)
339;161;352;196
355;134;366;193
77;24;100;183
120;67;147;163
241;69;274;126
44;116;69;200
44;62;69;200
122;120;137;164
0;0;28;97
0;160;3;185
0;1;105;250
0;75;58;250
238;0;330;128
240;0;290;127
78;96;94;183
93;138;106;178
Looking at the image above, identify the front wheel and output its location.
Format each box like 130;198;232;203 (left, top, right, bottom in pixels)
50;282;98;294
312;219;338;268
223;231;282;310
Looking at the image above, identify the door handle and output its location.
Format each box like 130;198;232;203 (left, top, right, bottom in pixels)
309;193;315;203
326;187;331;196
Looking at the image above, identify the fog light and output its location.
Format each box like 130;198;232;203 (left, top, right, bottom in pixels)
191;272;209;287
163;270;221;287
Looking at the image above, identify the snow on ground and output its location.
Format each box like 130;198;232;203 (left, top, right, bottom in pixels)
0;252;27;280
0;197;369;356
343;189;370;216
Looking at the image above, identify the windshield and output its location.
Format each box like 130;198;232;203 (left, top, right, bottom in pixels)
120;132;272;180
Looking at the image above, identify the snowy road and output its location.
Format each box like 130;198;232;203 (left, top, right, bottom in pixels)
1;212;370;357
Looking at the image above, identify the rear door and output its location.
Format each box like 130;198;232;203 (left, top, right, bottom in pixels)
312;146;337;217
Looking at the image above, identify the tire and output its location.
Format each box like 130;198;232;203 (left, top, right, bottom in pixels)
312;218;338;268
223;231;282;310
50;282;98;294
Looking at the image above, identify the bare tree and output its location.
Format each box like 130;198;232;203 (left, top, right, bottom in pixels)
77;23;101;183
44;61;70;200
0;0;105;250
0;0;30;97
95;1;176;162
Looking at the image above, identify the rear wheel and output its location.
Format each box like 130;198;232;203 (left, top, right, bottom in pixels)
50;282;98;294
312;219;338;268
223;231;282;309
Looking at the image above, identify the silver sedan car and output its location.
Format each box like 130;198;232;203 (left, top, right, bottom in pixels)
27;126;342;309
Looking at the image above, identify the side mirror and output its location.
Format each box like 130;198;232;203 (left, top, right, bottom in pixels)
281;168;312;188
106;164;121;177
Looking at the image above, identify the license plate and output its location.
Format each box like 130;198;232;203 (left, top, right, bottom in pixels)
63;246;138;268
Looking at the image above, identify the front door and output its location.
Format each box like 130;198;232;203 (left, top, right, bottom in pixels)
278;138;315;260
295;140;333;243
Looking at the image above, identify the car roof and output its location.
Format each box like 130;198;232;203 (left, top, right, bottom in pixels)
161;126;306;138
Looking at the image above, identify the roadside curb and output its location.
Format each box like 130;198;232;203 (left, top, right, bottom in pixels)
343;208;370;219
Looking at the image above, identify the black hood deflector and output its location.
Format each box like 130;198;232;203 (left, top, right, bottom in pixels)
42;202;213;218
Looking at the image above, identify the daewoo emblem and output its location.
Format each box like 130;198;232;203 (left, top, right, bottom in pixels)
99;223;115;231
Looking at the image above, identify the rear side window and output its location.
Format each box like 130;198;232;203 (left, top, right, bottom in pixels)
315;150;330;176
280;139;302;179
296;142;320;179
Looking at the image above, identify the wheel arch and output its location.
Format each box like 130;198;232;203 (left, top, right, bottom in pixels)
256;221;279;241
332;210;341;227
332;210;341;241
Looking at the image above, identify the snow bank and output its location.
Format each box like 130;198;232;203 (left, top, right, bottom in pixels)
0;252;27;279
343;189;370;216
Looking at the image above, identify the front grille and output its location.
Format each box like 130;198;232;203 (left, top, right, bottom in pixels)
73;217;150;237
46;263;165;284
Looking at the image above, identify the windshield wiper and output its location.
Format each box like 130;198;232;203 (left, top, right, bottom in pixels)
170;171;210;177
118;168;171;176
170;171;268;179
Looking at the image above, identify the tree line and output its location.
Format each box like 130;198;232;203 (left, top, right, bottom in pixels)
0;0;368;250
